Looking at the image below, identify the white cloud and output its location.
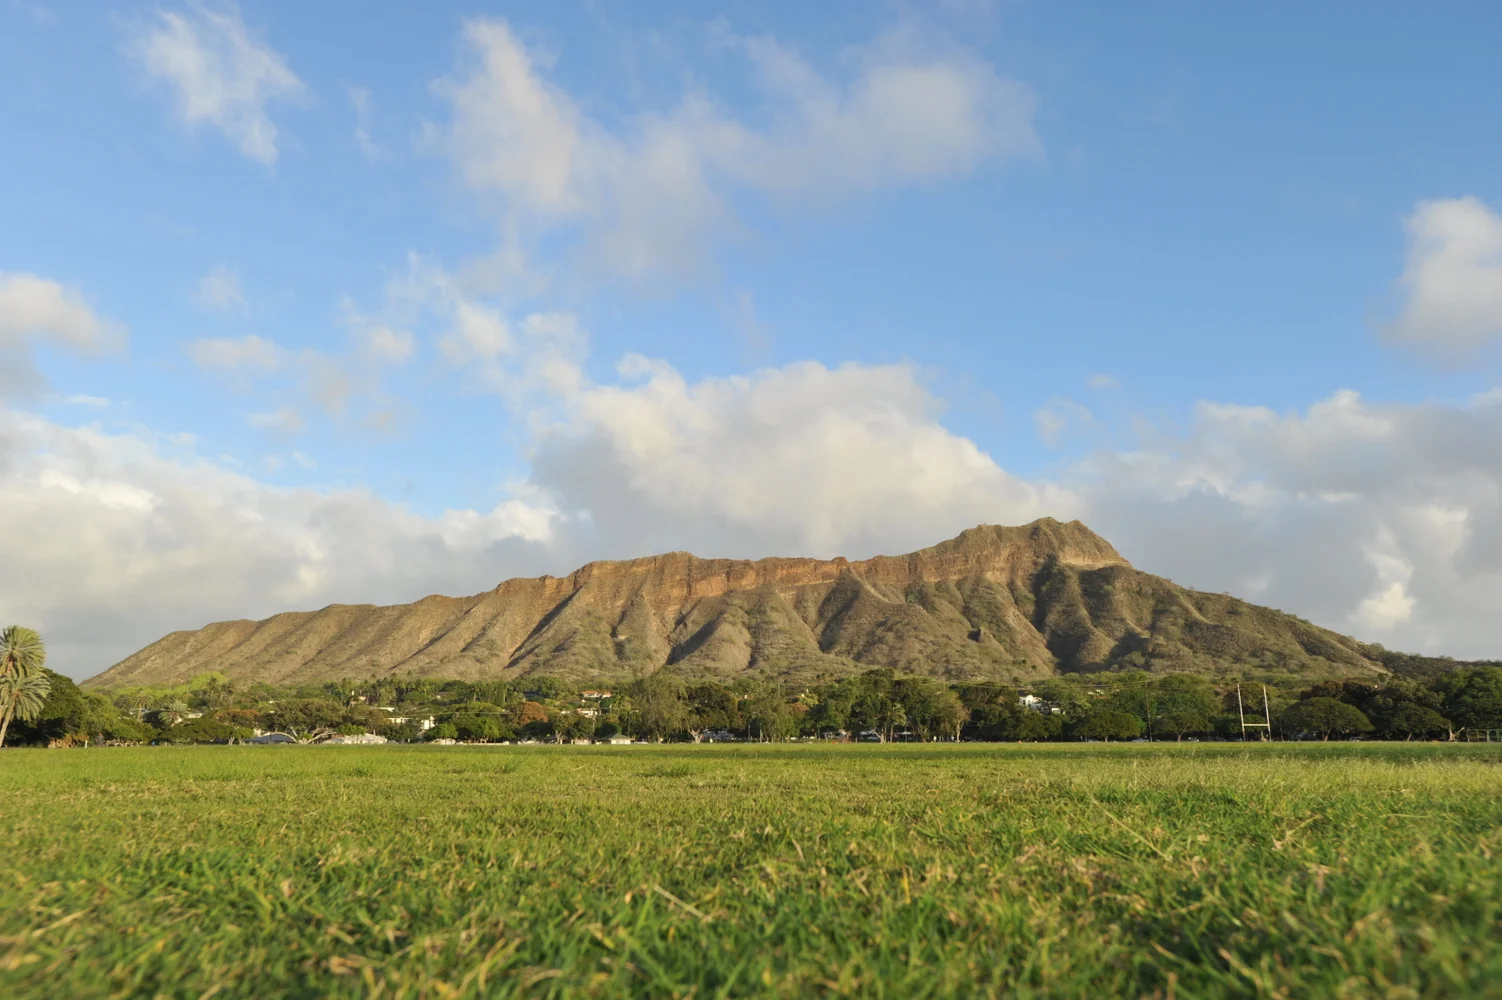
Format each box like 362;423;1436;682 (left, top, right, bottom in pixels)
1385;196;1502;358
0;408;556;678
439;300;511;363
0;272;124;353
348;85;377;157
1034;397;1094;447
531;356;1069;559
357;324;415;365
128;2;303;166
248;407;304;434
195;264;245;310
14;363;1502;679
1078;389;1502;658
0;338;1070;677
436;19;1036;279
186;334;283;372
0;273;124;400
1086;373;1117;390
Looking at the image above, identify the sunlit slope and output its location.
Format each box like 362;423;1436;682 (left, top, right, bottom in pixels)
87;518;1382;686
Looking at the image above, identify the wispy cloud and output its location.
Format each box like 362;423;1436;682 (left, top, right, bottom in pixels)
435;19;1037;282
195;264;246;310
186;334;283;373
127;2;303;166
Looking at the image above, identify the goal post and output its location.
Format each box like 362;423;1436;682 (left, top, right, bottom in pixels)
1237;684;1273;742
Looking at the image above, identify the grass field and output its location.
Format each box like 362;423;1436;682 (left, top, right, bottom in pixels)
2;744;1500;999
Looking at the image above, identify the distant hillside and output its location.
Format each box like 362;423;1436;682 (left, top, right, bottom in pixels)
87;518;1386;688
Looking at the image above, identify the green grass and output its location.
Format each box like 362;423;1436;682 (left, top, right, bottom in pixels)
2;743;1500;998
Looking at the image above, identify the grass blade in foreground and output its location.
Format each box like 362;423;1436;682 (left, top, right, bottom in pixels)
2;743;1499;998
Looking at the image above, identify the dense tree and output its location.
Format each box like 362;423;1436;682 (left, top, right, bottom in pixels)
264;698;347;742
1156;710;1211;741
523;677;573;701
159;717;252;744
555;710;596;743
810;683;855;737
685;684;741;741
1071;710;1142;742
627;676;688;741
849;670;907;742
453;714;507;742
743;686;797;741
895;678;968;741
1434;667;1502;736
7;670;91;746
1031;678;1093;717
1383;703;1452;740
1281;698;1374;740
998;710;1051;742
1152;676;1219;740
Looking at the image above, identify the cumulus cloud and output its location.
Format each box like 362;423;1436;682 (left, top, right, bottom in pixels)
195;264;245;310
186;334;283;373
435;19;1036;279
13;361;1502;678
1385;196;1502;358
0;272;124;399
1079;389;1502;658
128;2;303;166
0;345;1067;677
0;408;556;678
532;356;1068;560
0;272;124;353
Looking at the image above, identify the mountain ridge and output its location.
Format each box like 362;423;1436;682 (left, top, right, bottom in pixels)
86;518;1384;688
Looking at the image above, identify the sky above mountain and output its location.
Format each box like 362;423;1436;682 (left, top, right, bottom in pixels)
3;0;1502;679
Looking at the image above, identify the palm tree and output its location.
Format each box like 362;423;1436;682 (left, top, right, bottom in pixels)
1;625;44;677
0;673;51;747
0;626;50;748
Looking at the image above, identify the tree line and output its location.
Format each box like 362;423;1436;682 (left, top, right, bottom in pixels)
2;633;1497;748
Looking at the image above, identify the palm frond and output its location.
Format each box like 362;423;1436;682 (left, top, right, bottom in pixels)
0;625;46;679
0;672;52;721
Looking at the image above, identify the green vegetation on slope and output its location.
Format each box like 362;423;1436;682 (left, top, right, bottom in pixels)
2;743;1500;998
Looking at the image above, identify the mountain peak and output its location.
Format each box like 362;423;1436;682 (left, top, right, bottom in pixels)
86;518;1377;689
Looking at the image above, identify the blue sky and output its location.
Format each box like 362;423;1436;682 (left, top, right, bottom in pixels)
3;1;1502;677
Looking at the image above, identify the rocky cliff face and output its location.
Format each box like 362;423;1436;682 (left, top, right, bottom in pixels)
86;518;1382;687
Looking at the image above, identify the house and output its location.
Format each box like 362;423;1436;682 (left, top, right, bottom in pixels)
1018;694;1063;715
388;715;436;731
600;734;633;745
581;690;612;700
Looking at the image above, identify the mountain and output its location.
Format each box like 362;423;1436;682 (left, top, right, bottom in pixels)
86;518;1385;688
